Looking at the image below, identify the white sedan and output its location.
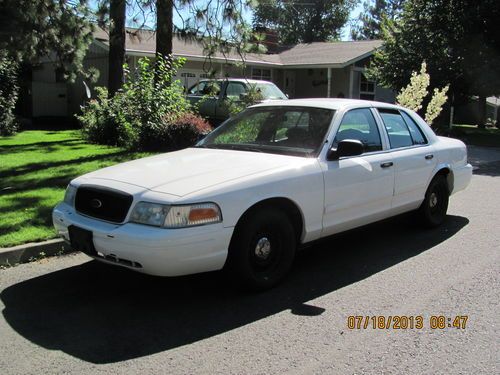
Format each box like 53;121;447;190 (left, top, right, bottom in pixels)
53;99;472;289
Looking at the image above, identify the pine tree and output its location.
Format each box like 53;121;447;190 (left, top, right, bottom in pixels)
351;0;405;40
0;0;94;82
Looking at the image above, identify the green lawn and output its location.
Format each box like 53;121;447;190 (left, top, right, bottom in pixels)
450;125;500;147
0;130;152;248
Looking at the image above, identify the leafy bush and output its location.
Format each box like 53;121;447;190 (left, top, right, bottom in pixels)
79;87;137;146
396;62;449;126
161;112;212;150
425;85;449;125
0;52;19;135
77;55;193;150
396;62;429;112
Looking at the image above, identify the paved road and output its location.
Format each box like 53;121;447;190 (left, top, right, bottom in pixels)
1;148;499;374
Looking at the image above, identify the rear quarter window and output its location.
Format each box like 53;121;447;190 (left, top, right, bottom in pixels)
401;111;428;145
378;109;413;148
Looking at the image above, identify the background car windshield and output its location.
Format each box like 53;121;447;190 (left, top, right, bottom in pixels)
254;83;287;99
197;106;334;156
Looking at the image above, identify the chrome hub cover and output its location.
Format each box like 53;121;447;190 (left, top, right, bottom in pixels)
429;192;438;208
255;237;271;260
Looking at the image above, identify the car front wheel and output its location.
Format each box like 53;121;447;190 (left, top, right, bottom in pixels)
418;175;449;228
226;208;297;291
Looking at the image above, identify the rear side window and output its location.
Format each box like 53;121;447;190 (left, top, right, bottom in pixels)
401;111;427;145
333;108;382;152
226;82;246;98
378;109;413;148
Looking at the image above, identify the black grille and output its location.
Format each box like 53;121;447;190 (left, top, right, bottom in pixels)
75;186;133;223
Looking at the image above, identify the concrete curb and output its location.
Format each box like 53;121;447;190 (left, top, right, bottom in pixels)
0;239;74;267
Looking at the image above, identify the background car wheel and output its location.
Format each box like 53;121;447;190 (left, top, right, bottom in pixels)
226;208;297;291
418;175;449;228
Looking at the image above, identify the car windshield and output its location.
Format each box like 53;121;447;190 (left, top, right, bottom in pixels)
196;106;335;157
254;83;287;100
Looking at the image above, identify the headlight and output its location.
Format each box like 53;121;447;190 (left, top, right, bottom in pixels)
64;184;77;206
130;202;222;228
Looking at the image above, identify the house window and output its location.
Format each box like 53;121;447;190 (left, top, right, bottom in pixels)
181;72;196;78
359;73;375;100
251;68;272;81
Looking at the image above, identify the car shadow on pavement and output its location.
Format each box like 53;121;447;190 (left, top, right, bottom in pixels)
1;214;469;364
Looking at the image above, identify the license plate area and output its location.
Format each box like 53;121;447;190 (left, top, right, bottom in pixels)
68;225;97;256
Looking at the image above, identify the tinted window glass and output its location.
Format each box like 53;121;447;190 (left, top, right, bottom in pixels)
188;81;220;96
333;108;382;152
379;109;413;148
401;111;427;145
226;82;246;98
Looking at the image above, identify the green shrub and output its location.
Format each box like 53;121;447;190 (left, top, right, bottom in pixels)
77;55;192;150
79;87;137;146
0;51;19;135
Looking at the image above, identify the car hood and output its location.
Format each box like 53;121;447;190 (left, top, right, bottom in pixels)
79;148;307;197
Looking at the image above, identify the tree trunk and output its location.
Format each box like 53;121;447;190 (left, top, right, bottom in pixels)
156;0;173;58
108;0;126;97
477;95;487;129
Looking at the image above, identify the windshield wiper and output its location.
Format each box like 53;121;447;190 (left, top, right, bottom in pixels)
229;145;264;153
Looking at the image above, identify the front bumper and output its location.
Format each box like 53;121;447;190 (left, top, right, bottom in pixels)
53;202;233;276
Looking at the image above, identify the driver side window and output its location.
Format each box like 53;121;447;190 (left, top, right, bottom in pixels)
333;108;382;152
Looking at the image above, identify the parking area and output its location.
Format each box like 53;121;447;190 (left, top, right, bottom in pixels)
0;146;499;374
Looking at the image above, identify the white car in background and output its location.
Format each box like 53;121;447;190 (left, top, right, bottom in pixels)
53;99;472;290
186;78;288;124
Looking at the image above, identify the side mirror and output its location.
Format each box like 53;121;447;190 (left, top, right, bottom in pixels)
327;139;364;161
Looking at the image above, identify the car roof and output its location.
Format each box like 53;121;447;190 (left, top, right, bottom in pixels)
199;78;277;85
251;98;403;111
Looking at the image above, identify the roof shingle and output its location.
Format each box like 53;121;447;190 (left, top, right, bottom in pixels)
93;28;382;67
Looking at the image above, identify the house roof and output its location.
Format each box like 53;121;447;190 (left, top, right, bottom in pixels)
93;28;382;68
276;40;382;66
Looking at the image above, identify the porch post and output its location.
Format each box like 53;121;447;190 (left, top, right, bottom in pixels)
327;67;332;98
349;65;354;98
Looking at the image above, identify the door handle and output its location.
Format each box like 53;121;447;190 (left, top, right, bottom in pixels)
380;162;393;168
425;154;434;160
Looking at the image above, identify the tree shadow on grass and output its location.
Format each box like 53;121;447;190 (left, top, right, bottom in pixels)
0;201;54;238
1;214;469;364
0;139;83;155
1;150;131;181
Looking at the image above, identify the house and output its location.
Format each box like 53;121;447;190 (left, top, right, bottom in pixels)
29;28;395;118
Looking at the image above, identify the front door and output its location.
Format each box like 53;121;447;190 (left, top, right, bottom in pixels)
320;108;395;236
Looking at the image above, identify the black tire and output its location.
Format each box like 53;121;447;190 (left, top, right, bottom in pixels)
418;175;449;228
225;208;297;291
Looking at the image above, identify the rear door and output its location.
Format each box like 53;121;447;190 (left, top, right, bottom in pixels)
214;81;247;121
376;108;437;210
320;107;395;236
